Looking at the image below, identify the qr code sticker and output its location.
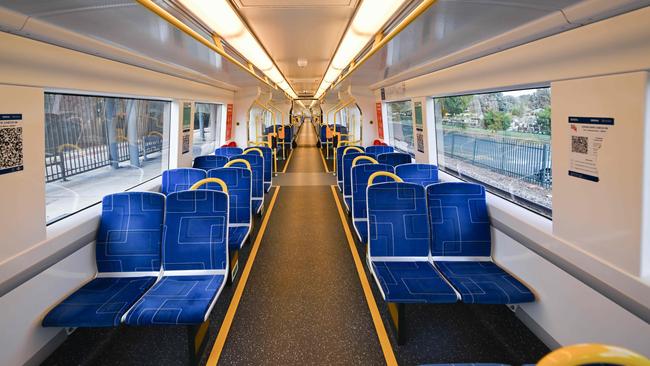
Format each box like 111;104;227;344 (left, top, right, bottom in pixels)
0;127;24;169
571;135;588;154
182;134;190;153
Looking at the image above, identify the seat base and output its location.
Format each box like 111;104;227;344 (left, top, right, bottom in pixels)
124;274;225;325
371;261;458;303
435;261;534;304
353;219;368;244
43;276;156;328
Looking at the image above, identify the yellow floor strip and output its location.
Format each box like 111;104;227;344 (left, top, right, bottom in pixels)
206;187;281;366
319;147;330;173
329;185;398;366
282;148;294;173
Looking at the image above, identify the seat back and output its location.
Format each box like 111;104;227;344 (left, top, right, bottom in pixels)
319;124;329;143
161;168;206;195
245;146;271;186
396;163;439;187
230;154;263;201
193;155;229;171
377;152;412;167
367;182;430;258
365;145;394;159
427;182;491;257
283;125;293;143
96;192;164;273
342;152;366;197
215;146;243;157
336;145;364;183
163;190;229;271
351;163;394;220
207;167;252;226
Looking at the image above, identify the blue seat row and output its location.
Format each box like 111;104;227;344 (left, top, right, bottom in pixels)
214;146;272;194
43;190;229;328
365;180;535;343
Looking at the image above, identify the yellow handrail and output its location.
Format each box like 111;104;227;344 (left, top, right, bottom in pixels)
190;178;228;194
352;156;378;166
343;146;364;155
225;159;251;171
368;171;403;186
244;147;264;157
537;344;650;366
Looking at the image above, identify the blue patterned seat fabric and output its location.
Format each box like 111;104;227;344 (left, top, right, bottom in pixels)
342;152;370;211
245;146;272;192
161;168;206;196
336;145;364;191
377;152;412;167
124;190;228;325
193;155;229;171
43;192;164;327
364;145;394;159
214;146;243;157
396;163;439;187
367;182;456;303
427;182;534;304
206;167;252;250
351;163;393;244
230;154;264;214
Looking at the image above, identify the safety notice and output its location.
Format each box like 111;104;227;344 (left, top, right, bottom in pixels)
568;116;613;182
0;114;24;176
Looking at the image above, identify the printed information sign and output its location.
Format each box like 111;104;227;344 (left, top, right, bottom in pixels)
0;114;24;176
568;116;614;182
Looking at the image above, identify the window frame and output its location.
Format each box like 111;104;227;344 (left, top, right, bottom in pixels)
431;87;553;219
383;99;416;157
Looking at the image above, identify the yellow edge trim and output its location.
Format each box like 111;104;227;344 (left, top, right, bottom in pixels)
319;147;329;173
282;148;294;173
368;171;403;186
206;187;281;366
190;178;228;194
352;156;378;167
537;344;650;366
225;159;251;171
330;186;398;366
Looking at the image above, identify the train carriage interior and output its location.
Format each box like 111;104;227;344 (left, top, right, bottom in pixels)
1;0;650;365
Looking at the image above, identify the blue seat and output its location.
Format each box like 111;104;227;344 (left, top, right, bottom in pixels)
367;182;457;304
342;152;369;211
161;168;206;195
377;152;412;167
396;163;438;186
350;163;393;244
427;182;534;304
207;167;252;251
124;190;228;325
336;145;363;191
365;145;394;159
193;155;229;171
43;192;164;327
215;146;243;157
230;154;264;214
245;146;272;192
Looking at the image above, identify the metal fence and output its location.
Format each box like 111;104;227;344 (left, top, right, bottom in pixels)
443;132;552;188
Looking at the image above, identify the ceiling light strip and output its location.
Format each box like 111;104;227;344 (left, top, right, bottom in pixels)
135;0;291;97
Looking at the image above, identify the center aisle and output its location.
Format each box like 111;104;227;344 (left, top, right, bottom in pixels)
212;123;386;365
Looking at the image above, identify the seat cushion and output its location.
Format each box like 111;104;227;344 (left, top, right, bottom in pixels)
229;226;250;250
353;219;368;244
371;262;458;303
435;261;534;304
124;274;225;325
42;277;156;327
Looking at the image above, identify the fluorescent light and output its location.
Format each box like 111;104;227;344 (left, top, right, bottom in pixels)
227;31;274;71
351;1;406;35
331;30;369;70
323;67;340;83
264;67;284;84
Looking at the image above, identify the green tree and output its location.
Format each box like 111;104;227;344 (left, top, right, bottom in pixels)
484;110;512;132
536;106;551;135
511;105;523;117
529;89;551;110
440;95;472;116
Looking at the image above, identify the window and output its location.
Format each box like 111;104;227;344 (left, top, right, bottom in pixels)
433;88;552;217
192;103;222;156
385;100;414;155
45;93;170;224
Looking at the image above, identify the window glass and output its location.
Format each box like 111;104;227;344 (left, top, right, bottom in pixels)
385;100;414;155
193;103;222;156
44;93;170;224
434;88;552;217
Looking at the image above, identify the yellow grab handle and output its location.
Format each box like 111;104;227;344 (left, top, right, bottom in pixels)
244;147;264;157
368;171;403;186
537;344;650;366
225;158;251;171
343;146;364;155
352;156;378;166
190;178;228;194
